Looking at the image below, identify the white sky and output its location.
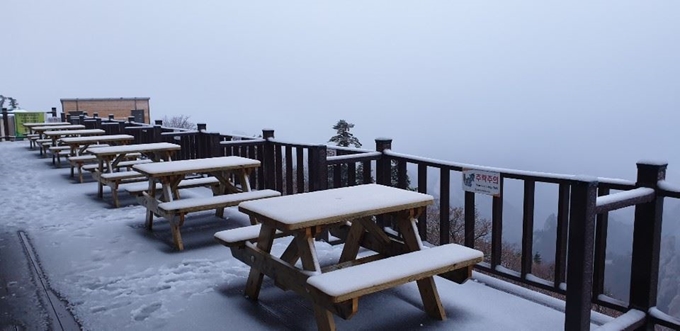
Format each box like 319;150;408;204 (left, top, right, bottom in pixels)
4;1;680;181
0;141;616;330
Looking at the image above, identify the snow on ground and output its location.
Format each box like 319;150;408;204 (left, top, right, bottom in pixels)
0;141;602;330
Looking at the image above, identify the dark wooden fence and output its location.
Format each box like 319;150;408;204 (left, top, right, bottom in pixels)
4;112;678;330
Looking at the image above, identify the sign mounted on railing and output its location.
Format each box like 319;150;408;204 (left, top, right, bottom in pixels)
462;168;501;197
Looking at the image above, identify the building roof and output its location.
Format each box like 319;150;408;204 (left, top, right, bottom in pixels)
60;97;150;102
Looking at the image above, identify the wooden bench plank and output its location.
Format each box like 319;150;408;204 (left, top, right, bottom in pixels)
158;189;281;214
306;243;483;303
123;176;221;196
82;159;150;172
214;224;287;247
100;171;147;180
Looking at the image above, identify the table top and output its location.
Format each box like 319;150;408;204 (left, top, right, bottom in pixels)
87;142;181;156
133;156;260;177
23;122;70;127
32;124;85;131
44;129;105;136
238;184;434;230
59;134;134;144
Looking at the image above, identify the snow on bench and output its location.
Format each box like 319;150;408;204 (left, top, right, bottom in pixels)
214;224;287;247
306;243;484;303
98;171;148;207
82;159;151;172
123;176;221;196
158;189;281;215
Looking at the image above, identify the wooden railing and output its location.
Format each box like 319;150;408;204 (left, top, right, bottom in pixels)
6;113;677;330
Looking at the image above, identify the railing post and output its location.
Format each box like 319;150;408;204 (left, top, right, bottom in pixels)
630;161;666;331
127;116;135;124
1;108;9;142
108;114;115;121
564;177;598;331
262;129;275;190
78;114;85;124
51;107;57;117
375;138;392;186
93;112;99;118
95;117;102;129
153;124;162;143
309;145;328;192
60;112;66;122
154;120;163;126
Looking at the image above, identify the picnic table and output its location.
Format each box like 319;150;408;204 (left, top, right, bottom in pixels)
215;184;484;330
59;134;135;156
29;124;86;151
87;142;182;207
44;129;105;146
132;156;280;251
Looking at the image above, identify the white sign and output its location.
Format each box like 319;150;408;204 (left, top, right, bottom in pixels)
462;168;501;197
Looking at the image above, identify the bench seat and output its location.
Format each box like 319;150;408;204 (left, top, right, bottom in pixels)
124;176;221;196
145;189;281;251
100;171;146;181
158;189;281;214
82;159;150;172
214;224;287;247
306;243;484;304
97;171;148;207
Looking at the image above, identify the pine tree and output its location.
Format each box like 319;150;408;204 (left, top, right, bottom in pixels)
329;120;362;148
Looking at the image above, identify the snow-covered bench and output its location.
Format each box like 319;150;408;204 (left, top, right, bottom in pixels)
93;171;148;207
305;243;483;319
82;159;151;173
124;176;221;197
141;189;281;251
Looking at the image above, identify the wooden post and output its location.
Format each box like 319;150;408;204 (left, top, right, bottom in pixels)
78;114;85;124
60;112;66;122
564;177;598;331
309;145;328;192
1;108;9;142
154;120;163;126
95;118;102;129
375;138;392;229
108;114;115;121
629;162;666;331
93;112;99;118
153;125;162;144
262;129;275;190
375;138;392;186
51;107;57;117
127;116;135;124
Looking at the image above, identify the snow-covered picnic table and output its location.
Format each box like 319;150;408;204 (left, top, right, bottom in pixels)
132;156;280;251
60;134;135;156
216;183;484;330
87;142;182;207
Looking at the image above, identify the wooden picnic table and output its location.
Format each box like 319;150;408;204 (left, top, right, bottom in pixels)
59;134;134;156
44;129;105;146
31;124;86;138
87;142;182;207
216;184;484;330
23;122;71;132
132;156;278;250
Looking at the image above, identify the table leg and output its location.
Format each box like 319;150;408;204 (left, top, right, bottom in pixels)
294;230;335;330
244;223;277;300
338;219;366;263
396;210;446;320
145;179;156;230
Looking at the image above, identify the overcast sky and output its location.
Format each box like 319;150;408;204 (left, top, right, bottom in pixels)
4;1;680;181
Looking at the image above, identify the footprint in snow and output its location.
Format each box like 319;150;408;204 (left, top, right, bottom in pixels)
133;302;162;321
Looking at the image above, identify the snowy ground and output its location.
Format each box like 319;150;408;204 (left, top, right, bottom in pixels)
0;141;608;330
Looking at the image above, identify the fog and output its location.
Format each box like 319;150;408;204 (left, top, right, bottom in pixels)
5;1;679;183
